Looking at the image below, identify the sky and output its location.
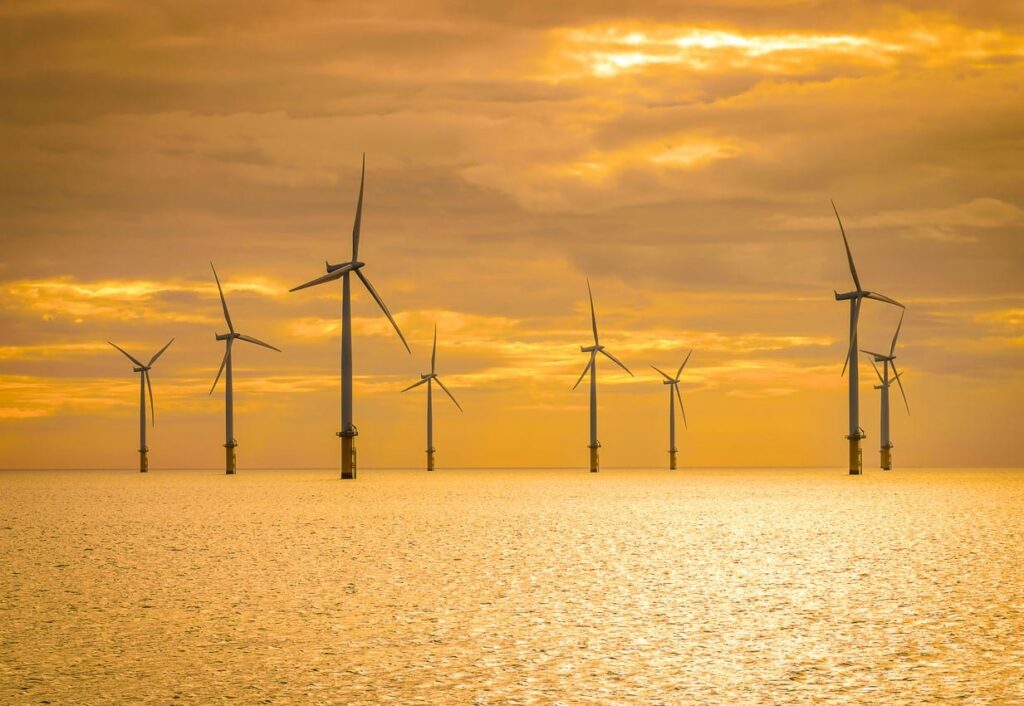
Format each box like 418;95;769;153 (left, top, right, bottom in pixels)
1;0;1022;470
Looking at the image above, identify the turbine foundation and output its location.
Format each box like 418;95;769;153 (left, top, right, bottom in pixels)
669;449;677;470
340;433;357;480
881;444;892;471
426;448;435;472
225;443;237;475
589;444;599;473
139;448;148;473
847;435;863;475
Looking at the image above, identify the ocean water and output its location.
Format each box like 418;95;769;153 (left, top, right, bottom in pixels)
1;468;1021;705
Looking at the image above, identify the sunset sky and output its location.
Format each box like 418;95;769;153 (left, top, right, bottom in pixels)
1;1;1022;469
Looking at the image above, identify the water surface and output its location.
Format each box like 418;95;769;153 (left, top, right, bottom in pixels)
2;468;1021;704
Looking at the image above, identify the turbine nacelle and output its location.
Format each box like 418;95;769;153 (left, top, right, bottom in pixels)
326;260;365;273
581;344;604;353
215;332;240;342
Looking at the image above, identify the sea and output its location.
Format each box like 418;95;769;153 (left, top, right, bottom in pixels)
1;468;1021;704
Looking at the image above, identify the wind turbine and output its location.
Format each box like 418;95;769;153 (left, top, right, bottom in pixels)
651;349;692;470
573;279;633;472
861;309;909;471
831;200;904;475
209;262;281;475
290;155;410;479
108;338;174;472
401;325;462;471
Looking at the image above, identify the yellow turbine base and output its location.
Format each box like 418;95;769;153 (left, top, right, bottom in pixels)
848;437;862;475
427;450;435;472
589;446;599;473
341;436;357;480
670;449;677;470
139;449;148;474
881;445;892;471
225;445;236;475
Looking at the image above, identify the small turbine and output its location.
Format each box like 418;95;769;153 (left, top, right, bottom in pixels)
290;155;410;479
831;201;904;475
861;309;909;471
651;349;692;470
209;262;281;475
108;338;174;472
573;279;633;472
401;325;462;471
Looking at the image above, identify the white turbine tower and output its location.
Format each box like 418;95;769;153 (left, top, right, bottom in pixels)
573;280;633;473
209;262;281;475
831;200;904;475
861;310;909;471
290;155;410;479
651;349;692;470
401;325;462;471
108;338;174;472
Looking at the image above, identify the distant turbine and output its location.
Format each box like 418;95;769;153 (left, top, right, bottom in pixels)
861;309;909;471
651;349;692;470
401;325;462;471
108;338;174;473
209;262;281;475
290;155;410;479
831;200;904;475
573;279;633;472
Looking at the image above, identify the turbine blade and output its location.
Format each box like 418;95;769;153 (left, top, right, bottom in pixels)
865;291;904;308
288;266;349;293
434;376;463;412
675;384;687;430
145;370;155;426
600;348;633;376
401;377;429;393
210;262;233;333
831;199;861;291
572;359;592;391
237;334;281;352
859;349;888;359
352;154;365;261
890;308;905;357
148;338;174;367
355;269;410;353
108;341;144;368
869;358;884;384
587;278;599;345
676;349;693;378
210;345;230;395
841;297;861;377
892;363;910;414
431;324;437;375
650;364;674;382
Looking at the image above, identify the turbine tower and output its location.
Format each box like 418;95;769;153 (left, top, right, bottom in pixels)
651;349;692;470
290;155;410;479
209;262;281;475
831;200;903;475
573;279;633;473
401;325;462;471
108;338;174;472
861;309;909;470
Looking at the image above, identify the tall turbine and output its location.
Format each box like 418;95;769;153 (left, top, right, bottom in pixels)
108;338;174;472
831;200;904;475
651;349;692;470
861;310;909;470
573;280;633;472
401;325;462;471
209;262;281;475
290;155;410;479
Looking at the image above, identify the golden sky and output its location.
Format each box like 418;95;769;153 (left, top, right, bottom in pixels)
1;1;1022;469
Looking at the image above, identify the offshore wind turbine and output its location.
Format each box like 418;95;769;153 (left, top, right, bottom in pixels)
831;200;904;475
651;349;692;470
573;280;633;473
290;155;410;479
401;325;462;471
108;338;174;472
209;262;281;475
861;310;909;471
